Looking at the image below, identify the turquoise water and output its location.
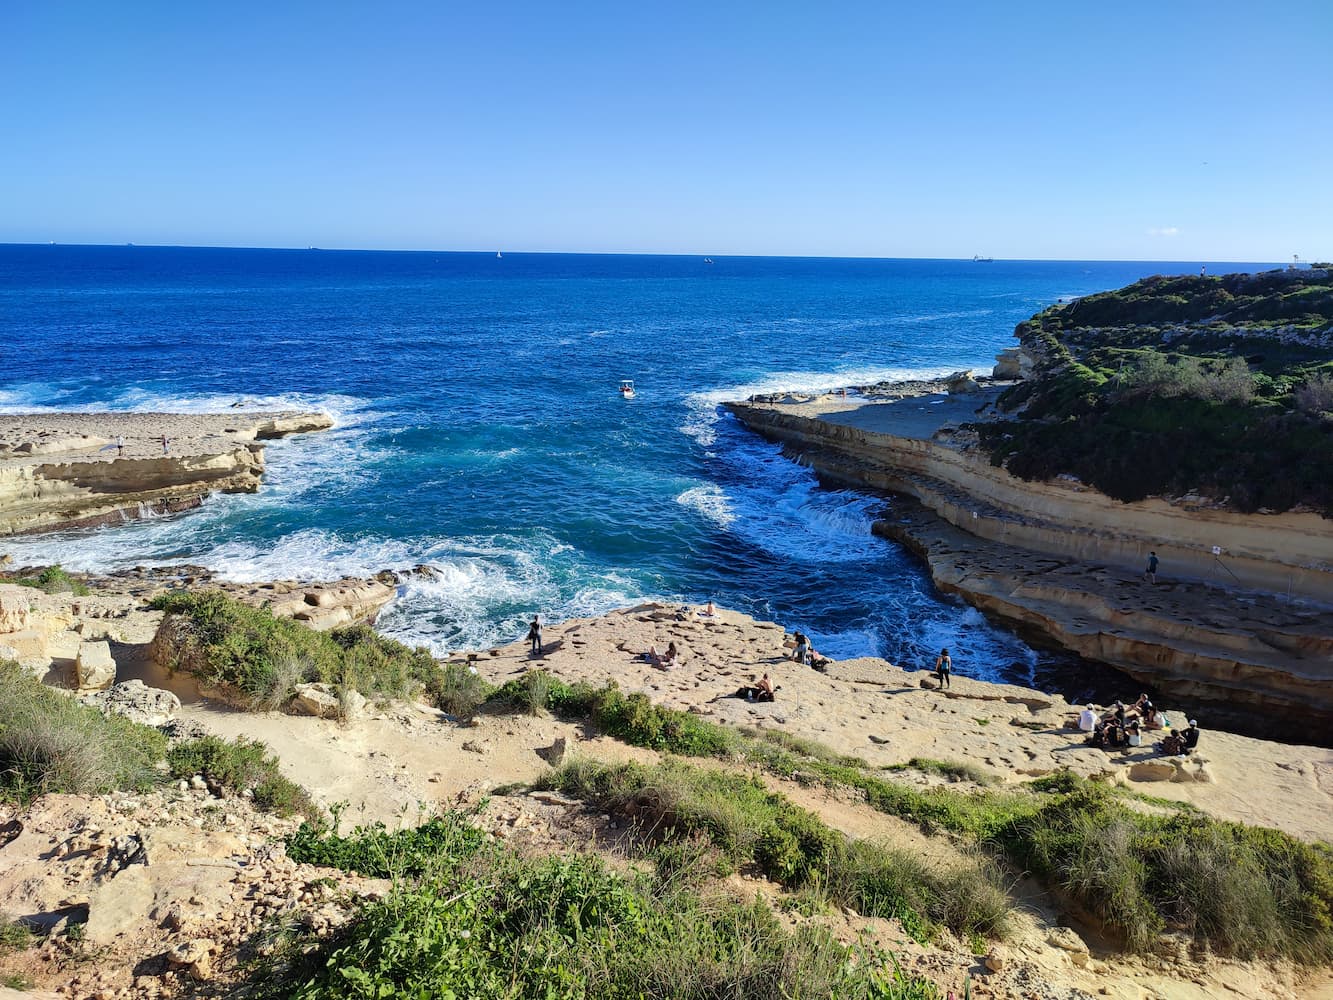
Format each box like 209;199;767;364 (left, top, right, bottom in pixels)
0;246;1275;697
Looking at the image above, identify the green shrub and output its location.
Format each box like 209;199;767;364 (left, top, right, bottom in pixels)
1295;373;1333;415
540;756;1008;943
430;661;493;718
286;809;487;878
167;735;317;819
149;591;440;710
0;914;35;954
250;812;943;1000
13;564;89;596
0;661;166;802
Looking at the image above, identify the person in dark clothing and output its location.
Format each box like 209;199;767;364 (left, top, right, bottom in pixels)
1143;551;1159;584
934;648;952;689
527;616;542;656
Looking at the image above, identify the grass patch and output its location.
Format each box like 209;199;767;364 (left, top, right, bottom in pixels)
0;660;166;803
252;812;943;999
539;756;1010;943
12;564;90;596
167;735;318;820
0;914;35;953
149;591;440;712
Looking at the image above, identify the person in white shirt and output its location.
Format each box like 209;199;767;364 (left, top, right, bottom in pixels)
1078;705;1098;732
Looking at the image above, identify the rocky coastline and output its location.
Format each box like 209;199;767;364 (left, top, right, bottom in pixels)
0;411;333;536
725;375;1333;738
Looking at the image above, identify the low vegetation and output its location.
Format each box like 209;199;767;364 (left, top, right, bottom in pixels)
976;270;1333;513
167;735;319;820
11;564;90;596
258;810;943;999
0;914;35;954
539;756;1010;943
0;660;316;819
149;591;440;711
489;670;1333;961
0;660;166;803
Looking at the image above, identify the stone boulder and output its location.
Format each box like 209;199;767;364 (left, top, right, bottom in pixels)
75;640;116;690
945;370;981;394
292;682;340;719
166;937;216;981
992;345;1038;380
0;584;32;632
1046;926;1090;967
81;680;180;727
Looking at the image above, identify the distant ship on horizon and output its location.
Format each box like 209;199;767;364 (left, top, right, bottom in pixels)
972;254;994;262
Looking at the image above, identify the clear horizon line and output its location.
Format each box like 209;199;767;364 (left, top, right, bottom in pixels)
0;240;1297;267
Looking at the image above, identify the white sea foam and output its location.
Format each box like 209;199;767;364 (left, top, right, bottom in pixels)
676;484;735;527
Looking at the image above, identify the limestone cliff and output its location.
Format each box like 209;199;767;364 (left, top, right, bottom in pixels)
0;411;333;536
725;386;1333;731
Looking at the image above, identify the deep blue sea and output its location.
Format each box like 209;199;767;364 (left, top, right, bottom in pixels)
0;246;1279;699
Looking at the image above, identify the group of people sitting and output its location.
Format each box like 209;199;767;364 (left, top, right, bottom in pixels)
1077;693;1200;755
644;641;680;670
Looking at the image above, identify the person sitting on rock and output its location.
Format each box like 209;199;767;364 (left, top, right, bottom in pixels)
647;641;679;670
1160;720;1199;756
1181;719;1200;753
1125;719;1143;747
755;673;775;702
1077;705;1098;732
1144;707;1168;731
1130;693;1152;719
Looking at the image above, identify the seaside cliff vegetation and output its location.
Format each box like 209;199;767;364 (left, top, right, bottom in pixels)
977;269;1333;514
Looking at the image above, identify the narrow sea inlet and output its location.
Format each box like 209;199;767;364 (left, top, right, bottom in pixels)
0;246;1274;699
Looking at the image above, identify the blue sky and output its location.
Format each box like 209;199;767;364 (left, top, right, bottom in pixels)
2;1;1330;260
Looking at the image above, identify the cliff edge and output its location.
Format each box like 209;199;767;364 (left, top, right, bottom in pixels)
0;411;333;536
724;269;1333;730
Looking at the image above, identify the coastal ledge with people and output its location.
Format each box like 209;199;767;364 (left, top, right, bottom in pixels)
725;269;1333;735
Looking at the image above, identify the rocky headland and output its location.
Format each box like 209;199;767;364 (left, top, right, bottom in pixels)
0;411;333;536
726;269;1333;735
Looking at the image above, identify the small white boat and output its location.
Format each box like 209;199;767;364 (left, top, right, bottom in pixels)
619;379;636;399
497;251;503;259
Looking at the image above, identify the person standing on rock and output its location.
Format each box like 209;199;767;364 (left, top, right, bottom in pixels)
1143;551;1159;584
527;615;542;656
934;647;952;689
115;434;124;457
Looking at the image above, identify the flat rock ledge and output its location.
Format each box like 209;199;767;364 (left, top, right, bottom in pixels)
0;410;333;536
